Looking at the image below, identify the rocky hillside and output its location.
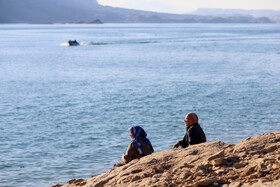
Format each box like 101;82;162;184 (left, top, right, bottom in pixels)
52;131;280;187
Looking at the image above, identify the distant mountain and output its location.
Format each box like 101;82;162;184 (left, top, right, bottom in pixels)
181;15;272;23
191;8;280;17
0;0;277;23
191;8;280;23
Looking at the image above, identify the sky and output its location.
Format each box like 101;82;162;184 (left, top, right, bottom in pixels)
97;0;280;14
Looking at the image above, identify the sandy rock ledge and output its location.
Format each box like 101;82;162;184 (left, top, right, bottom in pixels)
51;131;280;187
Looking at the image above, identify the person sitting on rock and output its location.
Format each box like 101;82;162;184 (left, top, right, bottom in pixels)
173;113;206;148
122;126;154;163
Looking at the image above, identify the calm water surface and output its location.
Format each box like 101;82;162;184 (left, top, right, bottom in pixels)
0;24;280;186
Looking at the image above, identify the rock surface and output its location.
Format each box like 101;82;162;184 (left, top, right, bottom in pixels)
51;131;280;187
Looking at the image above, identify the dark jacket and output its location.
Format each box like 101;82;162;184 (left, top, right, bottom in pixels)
122;139;153;163
178;123;206;148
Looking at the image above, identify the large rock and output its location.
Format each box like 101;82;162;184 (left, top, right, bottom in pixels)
234;131;280;155
51;131;280;187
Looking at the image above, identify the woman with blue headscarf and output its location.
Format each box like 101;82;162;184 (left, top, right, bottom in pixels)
122;126;154;163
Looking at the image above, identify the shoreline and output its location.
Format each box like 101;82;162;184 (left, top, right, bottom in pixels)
51;131;280;187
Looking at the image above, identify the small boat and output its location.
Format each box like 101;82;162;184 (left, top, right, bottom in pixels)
68;40;80;46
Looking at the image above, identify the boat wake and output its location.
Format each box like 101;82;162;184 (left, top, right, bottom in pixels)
60;40;159;46
60;42;116;46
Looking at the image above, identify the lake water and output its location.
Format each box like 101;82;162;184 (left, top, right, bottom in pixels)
0;23;280;187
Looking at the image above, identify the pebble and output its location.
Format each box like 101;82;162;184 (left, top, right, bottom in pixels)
242;165;256;176
228;181;241;187
214;169;227;175
194;177;217;187
50;184;63;187
211;158;224;166
233;162;247;169
67;179;76;184
208;150;224;161
272;164;279;169
259;168;270;174
131;175;141;182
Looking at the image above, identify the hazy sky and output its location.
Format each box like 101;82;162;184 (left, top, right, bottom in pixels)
97;0;280;14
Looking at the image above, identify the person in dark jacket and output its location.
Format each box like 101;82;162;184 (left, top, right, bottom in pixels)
173;113;206;148
122;126;154;163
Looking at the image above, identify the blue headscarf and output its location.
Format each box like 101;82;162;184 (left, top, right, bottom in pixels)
129;126;154;155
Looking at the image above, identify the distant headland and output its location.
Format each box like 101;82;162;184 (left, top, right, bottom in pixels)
0;0;280;23
51;131;280;187
68;19;103;24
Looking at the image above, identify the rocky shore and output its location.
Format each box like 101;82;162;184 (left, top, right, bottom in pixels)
51;131;280;187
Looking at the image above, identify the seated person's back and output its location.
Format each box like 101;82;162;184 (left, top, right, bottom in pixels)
122;126;154;163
